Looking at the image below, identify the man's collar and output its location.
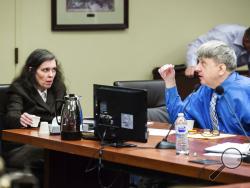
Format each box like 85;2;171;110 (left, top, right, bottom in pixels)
220;71;237;88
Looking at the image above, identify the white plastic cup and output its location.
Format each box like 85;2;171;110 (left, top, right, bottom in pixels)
39;121;50;135
186;120;195;131
82;123;89;132
30;115;41;128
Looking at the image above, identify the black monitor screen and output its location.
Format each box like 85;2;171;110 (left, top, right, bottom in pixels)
94;84;148;143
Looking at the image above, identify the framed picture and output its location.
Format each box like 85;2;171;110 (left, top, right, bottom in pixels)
51;0;129;31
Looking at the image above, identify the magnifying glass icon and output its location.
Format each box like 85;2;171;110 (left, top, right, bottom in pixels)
209;147;242;181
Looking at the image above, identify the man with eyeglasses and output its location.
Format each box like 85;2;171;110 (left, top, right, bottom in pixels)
159;40;250;136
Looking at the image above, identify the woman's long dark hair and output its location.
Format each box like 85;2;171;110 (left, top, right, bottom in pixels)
13;49;66;97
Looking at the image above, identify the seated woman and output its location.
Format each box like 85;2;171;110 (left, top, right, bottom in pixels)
3;49;67;184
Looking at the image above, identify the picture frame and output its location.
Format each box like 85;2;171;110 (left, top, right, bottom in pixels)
51;0;129;31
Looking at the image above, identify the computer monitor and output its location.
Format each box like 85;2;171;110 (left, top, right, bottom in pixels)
93;84;148;145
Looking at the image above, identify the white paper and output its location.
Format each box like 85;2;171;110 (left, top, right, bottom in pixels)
188;133;236;139
83;119;94;125
203;152;222;157
148;128;175;136
205;142;250;155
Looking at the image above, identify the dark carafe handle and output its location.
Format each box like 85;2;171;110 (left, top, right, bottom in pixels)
55;99;64;125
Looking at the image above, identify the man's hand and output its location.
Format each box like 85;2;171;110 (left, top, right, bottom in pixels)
158;64;176;88
185;66;196;77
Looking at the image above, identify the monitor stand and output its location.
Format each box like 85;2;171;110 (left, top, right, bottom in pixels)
102;140;137;148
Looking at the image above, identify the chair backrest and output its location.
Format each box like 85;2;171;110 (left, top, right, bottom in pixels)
114;80;165;108
0;84;10;155
113;80;169;122
0;84;10;116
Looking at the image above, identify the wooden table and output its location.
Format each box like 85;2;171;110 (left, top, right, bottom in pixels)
2;123;250;187
203;182;250;188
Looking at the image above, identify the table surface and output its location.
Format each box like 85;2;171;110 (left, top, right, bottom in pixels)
2;123;250;184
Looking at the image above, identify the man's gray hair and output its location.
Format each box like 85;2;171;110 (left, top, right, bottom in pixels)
197;40;237;71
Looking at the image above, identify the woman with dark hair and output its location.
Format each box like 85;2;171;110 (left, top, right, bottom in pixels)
4;49;67;185
6;48;66;128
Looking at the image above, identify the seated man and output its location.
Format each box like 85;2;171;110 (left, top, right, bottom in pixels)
159;40;250;136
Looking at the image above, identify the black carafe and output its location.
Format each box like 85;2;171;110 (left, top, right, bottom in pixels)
56;94;82;140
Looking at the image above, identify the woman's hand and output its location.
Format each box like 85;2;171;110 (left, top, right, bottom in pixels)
20;112;33;127
158;64;176;88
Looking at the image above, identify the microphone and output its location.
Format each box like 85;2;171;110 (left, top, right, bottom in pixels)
215;86;250;163
214;86;224;95
155;83;200;149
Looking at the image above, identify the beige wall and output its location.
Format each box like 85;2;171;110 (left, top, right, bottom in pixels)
11;0;250;116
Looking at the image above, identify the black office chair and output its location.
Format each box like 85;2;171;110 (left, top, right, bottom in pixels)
0;84;10;155
113;80;169;123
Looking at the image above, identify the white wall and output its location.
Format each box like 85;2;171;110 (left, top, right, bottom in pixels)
11;0;250;116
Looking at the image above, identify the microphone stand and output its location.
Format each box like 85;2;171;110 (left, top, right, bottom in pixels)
155;83;201;149
155;123;175;149
224;95;250;163
215;86;250;163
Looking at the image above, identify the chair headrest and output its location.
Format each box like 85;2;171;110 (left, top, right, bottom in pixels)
114;80;165;108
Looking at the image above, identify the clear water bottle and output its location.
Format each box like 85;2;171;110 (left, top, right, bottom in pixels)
175;113;189;155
